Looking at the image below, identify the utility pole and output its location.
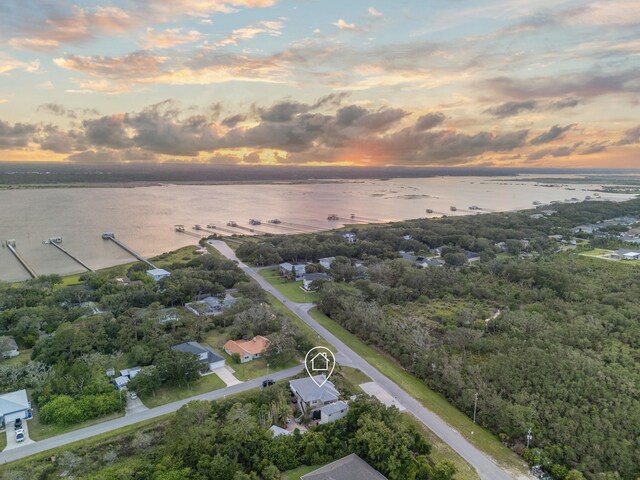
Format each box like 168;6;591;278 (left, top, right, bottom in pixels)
473;392;479;423
526;428;533;449
266;362;270;382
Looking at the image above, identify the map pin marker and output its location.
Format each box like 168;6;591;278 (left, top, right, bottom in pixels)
304;346;336;387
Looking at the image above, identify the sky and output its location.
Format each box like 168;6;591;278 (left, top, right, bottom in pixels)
0;0;639;168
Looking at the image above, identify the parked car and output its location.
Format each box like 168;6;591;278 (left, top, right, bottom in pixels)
129;392;138;400
15;430;24;442
14;418;22;429
262;379;275;388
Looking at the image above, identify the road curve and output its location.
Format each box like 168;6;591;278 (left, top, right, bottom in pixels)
210;240;523;480
0;365;303;465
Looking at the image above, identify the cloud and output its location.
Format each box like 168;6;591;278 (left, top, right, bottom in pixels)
0;99;7;105
616;125;640;145
415;113;446;131
333;19;357;30
38;103;77;119
485;100;538;118
215;20;283;47
8;38;60;52
0;55;40;74
221;114;247;127
528;145;576;161
368;7;383;17
530;124;575;145
0;121;37;148
580;142;608;155
142;28;205;49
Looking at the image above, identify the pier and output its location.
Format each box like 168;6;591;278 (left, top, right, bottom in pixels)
102;233;156;268
175;225;205;239
225;221;271;236
47;240;93;272
5;240;38;279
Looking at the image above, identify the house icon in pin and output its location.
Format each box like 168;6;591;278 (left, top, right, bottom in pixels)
310;352;330;371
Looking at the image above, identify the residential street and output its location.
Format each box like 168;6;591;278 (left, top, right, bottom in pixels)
209;240;526;480
0;365;302;465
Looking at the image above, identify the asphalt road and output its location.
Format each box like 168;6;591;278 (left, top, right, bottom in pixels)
0;365;303;465
210;240;524;480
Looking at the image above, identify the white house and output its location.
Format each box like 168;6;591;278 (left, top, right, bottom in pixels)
0;389;30;426
290;376;339;413
172;341;225;371
302;272;331;292
342;233;357;243
319;401;349;424
146;268;171;282
269;425;293;437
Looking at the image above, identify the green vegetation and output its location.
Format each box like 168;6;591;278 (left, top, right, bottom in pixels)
308;308;523;473
28;411;125;441
577;248;614;257
2;389;457;480
139;372;226;408
0;431;6;452
280;464;323;479
259;268;319;303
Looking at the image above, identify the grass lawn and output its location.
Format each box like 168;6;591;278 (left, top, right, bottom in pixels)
151;246;202;268
0;431;6;452
139;373;226;408
578;248;614;257
280;464;323;479
28;411;125;441
4;349;32;366
259;268;319;303
338;365;371;389
308;308;528;475
61;273;83;286
266;293;334;352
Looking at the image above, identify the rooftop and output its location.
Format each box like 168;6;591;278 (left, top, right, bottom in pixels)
224;335;271;356
301;453;387;480
290;376;339;404
320;400;349;416
0;389;30;416
172;341;224;365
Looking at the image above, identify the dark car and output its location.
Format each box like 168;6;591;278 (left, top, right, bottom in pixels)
262;379;275;388
14;418;22;429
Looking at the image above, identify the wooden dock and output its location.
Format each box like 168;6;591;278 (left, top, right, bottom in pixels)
48;241;93;272
6;242;38;279
103;234;156;268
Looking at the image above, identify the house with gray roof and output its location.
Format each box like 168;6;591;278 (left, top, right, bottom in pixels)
318;257;335;270
279;262;307;280
290;376;339;413
319;400;349;424
146;268;171;282
0;389;30;426
301;453;387;480
399;251;445;268
172;341;225;371
0;336;19;359
302;272;331;291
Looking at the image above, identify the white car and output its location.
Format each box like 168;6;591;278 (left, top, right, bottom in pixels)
15;430;25;442
129;392;138;400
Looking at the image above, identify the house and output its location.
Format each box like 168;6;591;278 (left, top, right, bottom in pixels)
222;293;239;309
224;335;270;363
302;272;331;291
540;210;557;216
402;234;413;240
613;249;640;260
185;296;222;316
319;400;349;424
399;251;445;268
530;214;544;220
279;262;307;280
464;250;481;263
113;366;142;390
0;336;19;359
0;389;30;427
342;232;357;243
494;242;508;253
301;453;388;480
290;376;339;413
146;268;171;282
269;425;293;437
354;263;369;279
80;301;103;316
318;257;335;270
172;341;225;371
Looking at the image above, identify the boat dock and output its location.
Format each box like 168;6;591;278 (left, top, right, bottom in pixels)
5;240;38;279
102;233;156;268
47;240;93;272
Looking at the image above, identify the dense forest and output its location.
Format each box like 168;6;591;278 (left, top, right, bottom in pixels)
0;389;457;480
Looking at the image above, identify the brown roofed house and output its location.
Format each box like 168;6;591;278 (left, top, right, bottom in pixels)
224;335;270;363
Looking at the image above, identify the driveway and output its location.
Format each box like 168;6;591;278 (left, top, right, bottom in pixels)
4;420;34;451
125;394;149;416
359;381;406;411
212;366;242;386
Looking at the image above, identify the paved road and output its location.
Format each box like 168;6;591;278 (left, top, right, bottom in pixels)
0;365;302;464
211;240;525;480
